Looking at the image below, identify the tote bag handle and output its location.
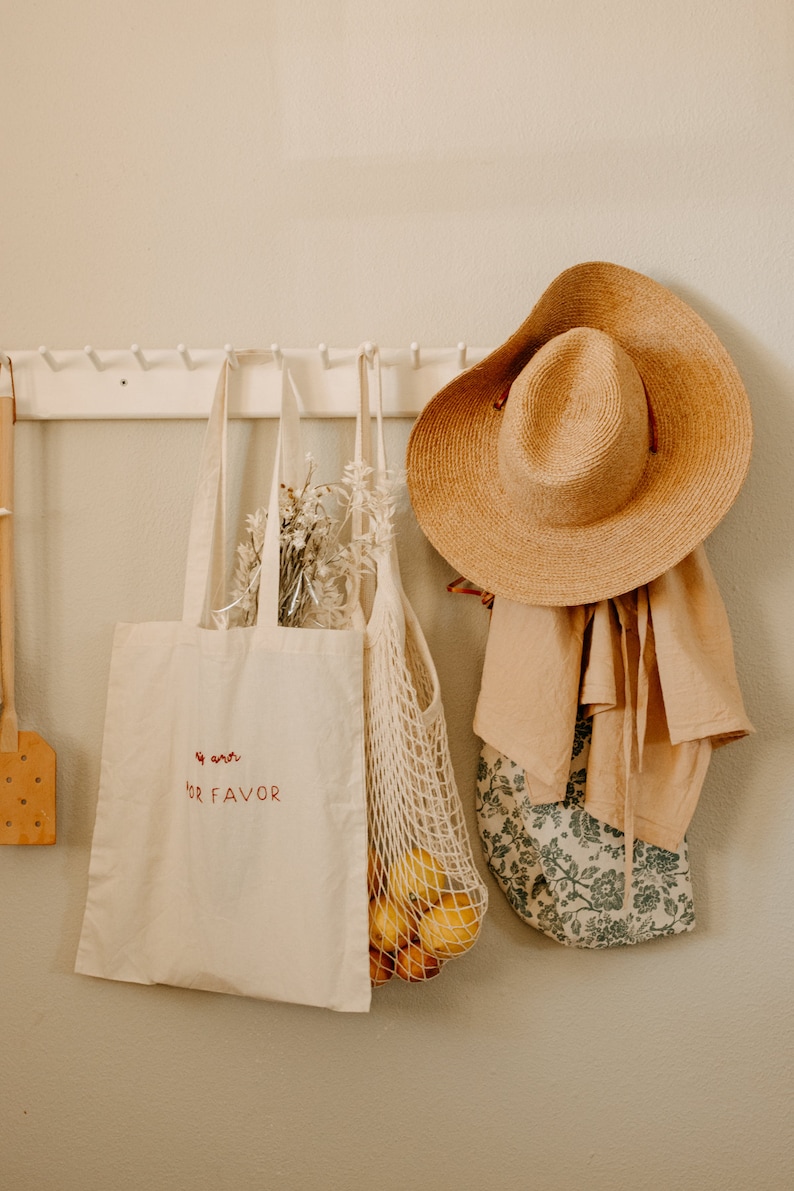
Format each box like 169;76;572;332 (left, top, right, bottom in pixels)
350;343;387;555
354;346;387;481
345;346;389;621
182;352;304;628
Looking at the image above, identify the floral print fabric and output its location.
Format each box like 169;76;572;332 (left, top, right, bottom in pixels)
476;719;695;948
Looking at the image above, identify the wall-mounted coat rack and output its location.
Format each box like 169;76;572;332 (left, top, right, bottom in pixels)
0;343;490;419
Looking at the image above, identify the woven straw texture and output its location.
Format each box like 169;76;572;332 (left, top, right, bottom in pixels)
406;261;753;606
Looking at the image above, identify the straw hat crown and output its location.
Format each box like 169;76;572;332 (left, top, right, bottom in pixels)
499;327;650;529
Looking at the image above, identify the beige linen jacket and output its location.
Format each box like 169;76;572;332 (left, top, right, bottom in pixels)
474;545;753;854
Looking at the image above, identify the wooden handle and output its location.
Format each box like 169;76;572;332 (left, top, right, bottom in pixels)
0;395;17;751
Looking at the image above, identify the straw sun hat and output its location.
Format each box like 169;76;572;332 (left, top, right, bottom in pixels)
406;261;753;606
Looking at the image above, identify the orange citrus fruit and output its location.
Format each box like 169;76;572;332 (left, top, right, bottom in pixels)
369;947;394;986
394;941;442;982
367;848;386;899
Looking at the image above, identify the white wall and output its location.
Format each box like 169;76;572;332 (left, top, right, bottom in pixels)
2;3;792;1189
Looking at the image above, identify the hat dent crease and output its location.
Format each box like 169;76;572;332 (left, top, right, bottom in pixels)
406;261;753;606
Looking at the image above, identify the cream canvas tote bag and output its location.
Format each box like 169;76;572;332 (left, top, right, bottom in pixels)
75;354;371;1011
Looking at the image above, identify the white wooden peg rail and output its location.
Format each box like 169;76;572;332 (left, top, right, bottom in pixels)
0;343;490;420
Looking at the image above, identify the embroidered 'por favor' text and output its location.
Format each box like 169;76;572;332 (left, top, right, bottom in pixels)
185;782;281;803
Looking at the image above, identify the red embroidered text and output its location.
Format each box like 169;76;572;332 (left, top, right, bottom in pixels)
185;782;281;804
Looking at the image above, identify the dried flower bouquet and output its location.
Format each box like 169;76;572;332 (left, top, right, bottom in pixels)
215;456;395;630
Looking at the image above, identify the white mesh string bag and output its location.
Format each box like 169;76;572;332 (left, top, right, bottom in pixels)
353;349;488;987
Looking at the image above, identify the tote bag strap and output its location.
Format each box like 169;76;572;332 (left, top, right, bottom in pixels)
182;358;231;626
354;347;387;481
356;347;410;587
255;371;303;628
279;367;306;492
182;353;304;627
347;346;389;620
351;344;387;548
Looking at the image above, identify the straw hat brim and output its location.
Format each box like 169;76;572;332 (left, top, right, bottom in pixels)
406;262;753;606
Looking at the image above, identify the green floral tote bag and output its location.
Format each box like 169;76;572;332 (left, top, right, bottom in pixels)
476;719;695;948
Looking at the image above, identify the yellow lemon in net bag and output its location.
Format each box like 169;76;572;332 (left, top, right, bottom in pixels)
418;892;481;958
388;846;447;912
369;897;415;954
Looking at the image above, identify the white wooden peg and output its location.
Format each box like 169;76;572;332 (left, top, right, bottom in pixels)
84;346;104;371
318;343;330;370
363;341;376;365
0;350;10;369
177;344;194;370
410;341;421;369
270;344;283;370
38;346;59;371
457;342;467;370
224;344;239;370
131;344;149;371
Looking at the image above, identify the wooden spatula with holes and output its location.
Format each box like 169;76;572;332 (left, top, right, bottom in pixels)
0;367;56;845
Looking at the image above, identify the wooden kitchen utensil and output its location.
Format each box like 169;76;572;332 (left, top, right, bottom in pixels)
0;366;56;845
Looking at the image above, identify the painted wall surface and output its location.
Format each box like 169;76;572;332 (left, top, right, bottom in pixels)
1;3;792;1189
